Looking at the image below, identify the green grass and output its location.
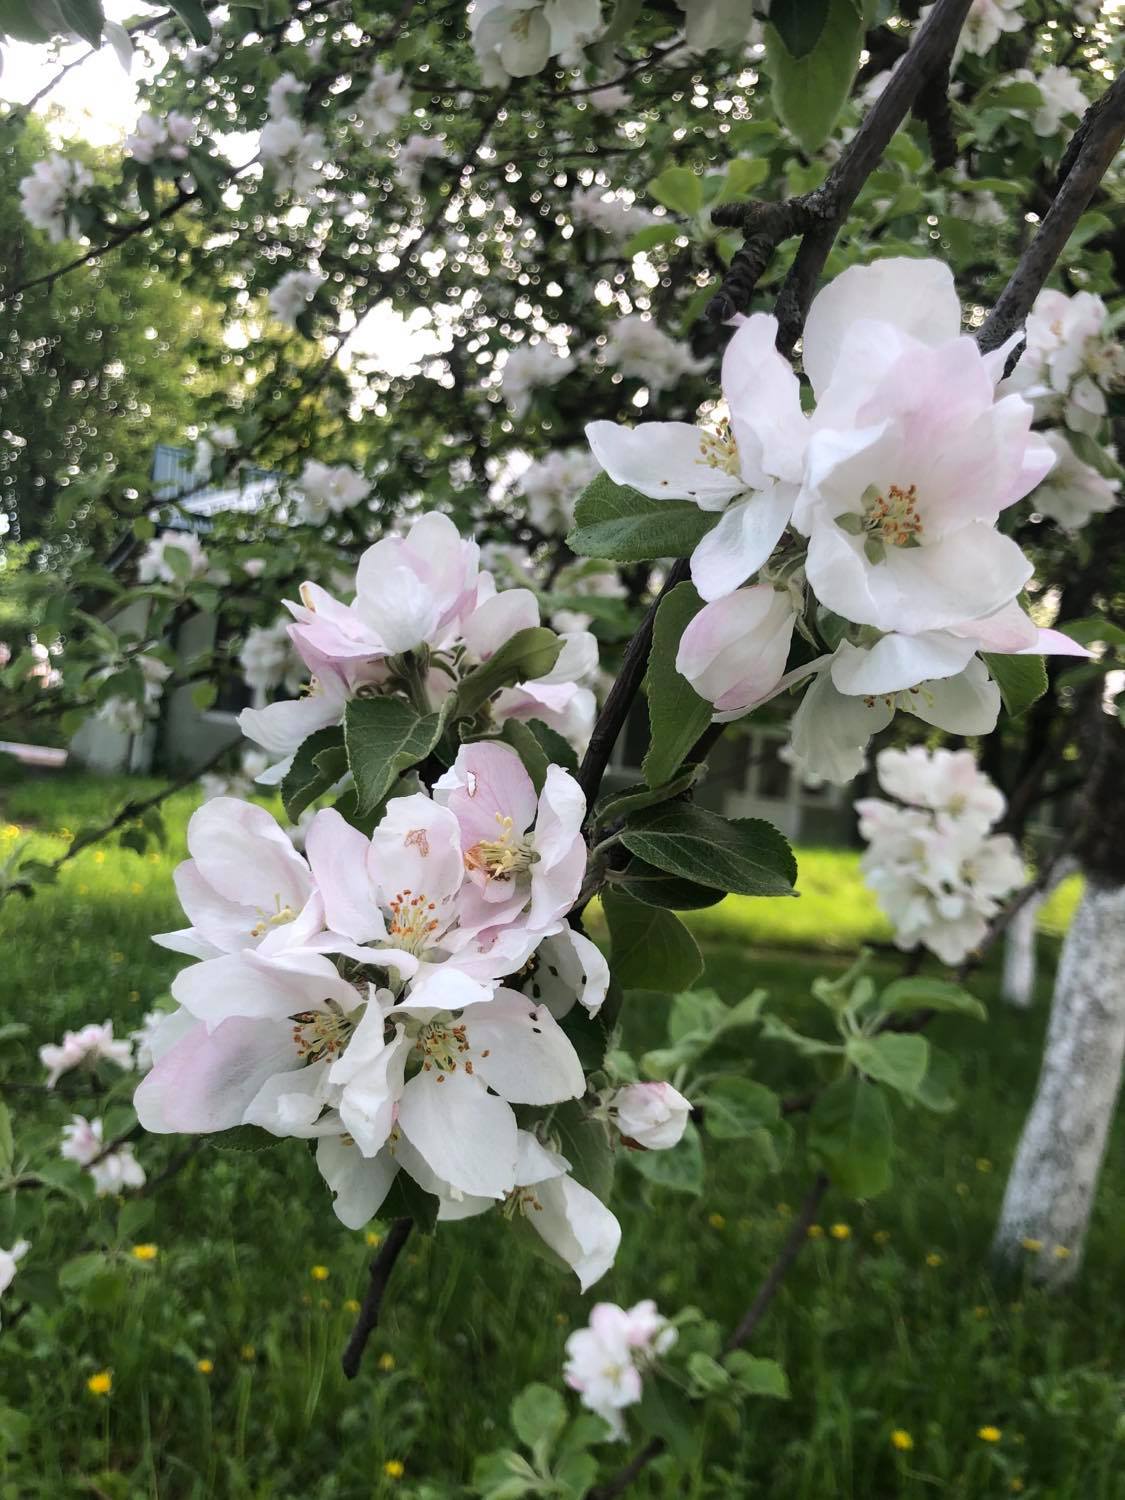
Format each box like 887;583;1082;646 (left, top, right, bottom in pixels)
0;774;1120;1499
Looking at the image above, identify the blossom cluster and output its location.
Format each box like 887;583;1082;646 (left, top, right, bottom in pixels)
569;188;659;247
238;510;599;780
124;111;195;167
856;745;1025;964
259;72;326;197
564;1299;676;1438
18;153;94;243
588;258;1089;783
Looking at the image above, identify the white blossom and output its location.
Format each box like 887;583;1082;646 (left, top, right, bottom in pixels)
40;1022;134;1088
296;460;370;523
1011;65;1087;136
501;343;575;417
470;0;605;85
609;1082;691;1150
1004;289;1125;437
355;64;411;141
570;188;659;245
18;154;94;243
0;1241;29;1324
60;1115;147;1195
1031;431;1119;531
517;448;600;534
260;115;326;196
564;1299;677;1438
601;315;706;393
397;132;446;189
267;268;325;328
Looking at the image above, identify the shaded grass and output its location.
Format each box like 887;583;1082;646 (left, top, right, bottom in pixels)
0;774;1120;1499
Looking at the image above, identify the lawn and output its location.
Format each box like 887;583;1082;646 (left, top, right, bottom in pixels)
0;772;1120;1499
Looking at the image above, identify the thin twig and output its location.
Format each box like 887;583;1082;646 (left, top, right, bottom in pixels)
978;70;1125;352
341;1217;414;1379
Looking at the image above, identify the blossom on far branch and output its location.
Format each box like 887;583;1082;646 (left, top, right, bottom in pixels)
40;1022;134;1089
470;0;605;85
60;1116;147;1195
856;746;1026;965
267;268;326;329
18;154;94;243
354;64;411;142
0;1242;30;1325
601;314;708;395
296;460;370;524
607;1082;691;1151
564;1299;677;1439
501;343;575;418
1030;431;1119;532
1003;288;1125;439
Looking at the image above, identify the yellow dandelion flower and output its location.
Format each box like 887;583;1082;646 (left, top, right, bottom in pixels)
148;852;161;863
197;1358;214;1375
130;881;143;894
365;1230;382;1247
87;1370;112;1397
806;1224;824;1239
955;1182;970;1198
378;1353;396;1372
3;823;20;839
554;1312;568;1326
976;1158;992;1173
128;990;139;1003
973;1305;990;1320
240;1345;256;1362
1020;1238;1043;1253
830;1223;851;1240
344;1298;361;1314
873;1229;891;1245
310;1265;330;1281
1010;1479;1025;1493
925;1252;943;1268
94;851;106;865
383;1460;405;1480
978;1426;1002;1443
890;1429;914;1452
110;950;124;963
1053;1245;1071;1260
130;1243;158;1261
78;884;89;895
708;1212;726;1231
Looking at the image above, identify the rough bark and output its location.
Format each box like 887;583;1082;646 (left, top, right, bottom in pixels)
992;879;1125;1283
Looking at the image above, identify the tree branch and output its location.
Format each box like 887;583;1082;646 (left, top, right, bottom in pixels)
707;0;974;329
978;70;1125;352
341;1217;414;1379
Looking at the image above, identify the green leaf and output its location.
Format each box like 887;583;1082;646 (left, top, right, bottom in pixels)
453;629;562;719
594;767;700;826
343;697;444;815
1061;430;1125;482
568;474;720;564
471;1449;539;1499
59;1251;114;1292
713;156;771;206
770;0;829;56
522;718;579;773
635;1373;698;1462
280;726;346;823
191;681;217;712
0;1102;12;1175
647;166;704;217
700;1078;780;1140
496;720;549;793
169;0;213;43
982;651;1048;717
642;582;713;788
765;0;864;154
602;888;703;992
622;222;683;256
809;1075;893;1198
876;977;986;1022
629;1120;704;1195
686;1351;730;1395
913;1044;960;1114
510;1383;567;1461
1060;617;1125;649
760;1014;842;1058
620;805;797;897
724;1352;791;1399
613;860;725;910
56;0;105;48
550;1100;614;1201
846;1033;930;1099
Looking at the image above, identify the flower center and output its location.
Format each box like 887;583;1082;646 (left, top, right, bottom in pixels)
250;894;298;937
415;1019;476;1080
697;418;740;476
290;998;354;1064
838;483;924;563
386;889;442;954
464;813;539;882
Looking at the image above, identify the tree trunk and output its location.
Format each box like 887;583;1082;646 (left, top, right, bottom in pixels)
992;878;1125;1283
1001;893;1043;1009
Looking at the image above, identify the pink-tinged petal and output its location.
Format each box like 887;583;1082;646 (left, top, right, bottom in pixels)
316;1136;398;1229
947;599;1040;653
585;419;745;511
677;587;796;713
721;314;807;486
528;835;586;930
690;484;796;601
369;794;465;909
443;741;538;847
465;988;585;1104
172;950;355;1028
397;1067;518;1198
1020;628;1091;658
460;589;541;661
243;1059;339;1137
529;1175;621;1291
830;633;978;696
169;860;252;952
187;798;312;914
533;765;586;865
334;1022;410;1158
134;1016;295;1133
305;808;386;943
802;257;961;398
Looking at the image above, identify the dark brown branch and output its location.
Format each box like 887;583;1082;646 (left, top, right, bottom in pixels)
577;559;690;808
589;1175;829;1499
341;1217;414;1379
911;50;958;171
706;0;973;329
978;70;1125;353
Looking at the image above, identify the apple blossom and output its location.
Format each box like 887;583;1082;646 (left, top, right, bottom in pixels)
40;1022;134;1088
397;132;446;190
514;927;610;1018
601;315;707;395
516;448;600;535
470;0;605;85
297;460;370;524
501;343;575;417
60;1115;147;1195
569;188;660;246
355;64;411;141
239;619;304;704
18;154;94;243
921;0;1022;60
137;530;212;585
564;1298;677;1438
125;111;195;165
267;269;325;328
1011;65;1087;137
267;71;304;118
0;1241;29;1323
676;586;797;717
259;114;326;197
1031;432;1119;531
609;1082;691;1150
676;0;764;49
872;746;1006;831
1004;289;1125;438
